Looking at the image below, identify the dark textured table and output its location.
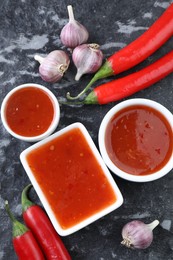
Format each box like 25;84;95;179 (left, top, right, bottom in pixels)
1;0;173;259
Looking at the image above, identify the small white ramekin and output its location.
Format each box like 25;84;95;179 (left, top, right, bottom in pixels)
1;83;60;142
99;98;173;183
20;122;123;236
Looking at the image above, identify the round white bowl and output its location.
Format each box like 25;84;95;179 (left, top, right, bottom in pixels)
99;98;173;182
1;83;60;142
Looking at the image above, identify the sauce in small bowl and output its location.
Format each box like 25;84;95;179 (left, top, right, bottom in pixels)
20;123;123;236
1;83;60;142
99;99;173;182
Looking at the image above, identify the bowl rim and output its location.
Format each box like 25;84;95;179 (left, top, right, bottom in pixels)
98;98;173;183
1;83;60;142
20;122;123;236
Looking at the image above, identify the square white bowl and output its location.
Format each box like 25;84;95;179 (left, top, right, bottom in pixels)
20;122;123;236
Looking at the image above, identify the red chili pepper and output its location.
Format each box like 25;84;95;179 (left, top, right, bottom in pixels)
80;50;173;105
5;200;45;260
21;184;71;260
67;3;173;100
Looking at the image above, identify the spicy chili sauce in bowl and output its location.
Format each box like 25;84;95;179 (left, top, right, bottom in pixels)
1;83;60;142
99;99;173;182
20;123;123;236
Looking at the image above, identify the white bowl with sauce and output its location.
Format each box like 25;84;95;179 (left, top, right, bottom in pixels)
1;83;60;142
20;123;123;236
99;98;173;182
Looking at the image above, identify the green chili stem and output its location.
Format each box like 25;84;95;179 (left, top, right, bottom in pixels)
66;60;114;100
22;184;35;213
5;201;16;223
5;200;28;237
61;90;98;106
66;75;97;100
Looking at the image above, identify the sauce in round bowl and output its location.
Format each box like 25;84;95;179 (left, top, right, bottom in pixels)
105;105;172;176
1;83;60;142
99;99;173;182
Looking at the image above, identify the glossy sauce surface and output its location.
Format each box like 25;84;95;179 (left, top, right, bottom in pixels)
5;87;54;137
105;105;173;176
27;127;117;229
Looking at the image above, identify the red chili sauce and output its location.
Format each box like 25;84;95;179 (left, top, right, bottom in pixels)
5;87;54;137
105;105;173;176
26;127;117;229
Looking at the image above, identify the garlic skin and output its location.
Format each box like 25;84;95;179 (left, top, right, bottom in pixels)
121;220;159;249
34;50;70;83
60;5;89;49
72;43;103;81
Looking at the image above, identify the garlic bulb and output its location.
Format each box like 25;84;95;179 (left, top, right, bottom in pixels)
72;43;103;81
121;220;159;249
60;5;89;48
34;50;70;83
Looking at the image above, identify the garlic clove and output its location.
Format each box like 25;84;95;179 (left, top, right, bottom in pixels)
60;5;89;49
121;220;159;250
34;50;70;83
72;43;103;81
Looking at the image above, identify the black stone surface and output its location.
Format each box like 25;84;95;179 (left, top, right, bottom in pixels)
1;0;173;259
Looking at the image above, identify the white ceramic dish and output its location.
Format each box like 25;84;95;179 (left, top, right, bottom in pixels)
1;83;60;142
99;98;173;182
20;122;123;236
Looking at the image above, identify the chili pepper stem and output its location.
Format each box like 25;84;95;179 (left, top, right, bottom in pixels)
147;220;159;231
62;90;98;106
66;60;113;100
22;184;35;213
84;91;98;104
5;201;16;222
66;75;97;100
5;200;29;237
